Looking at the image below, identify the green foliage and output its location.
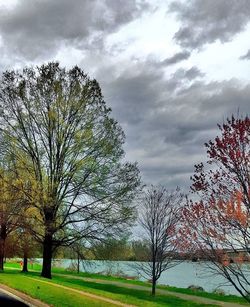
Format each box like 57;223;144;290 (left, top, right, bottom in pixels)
92;236;133;261
0;62;141;277
130;240;150;261
0;63;141;234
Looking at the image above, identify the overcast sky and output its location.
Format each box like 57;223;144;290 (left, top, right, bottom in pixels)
0;0;249;191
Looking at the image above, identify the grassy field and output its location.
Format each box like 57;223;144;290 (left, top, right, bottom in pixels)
0;261;248;306
50;268;247;304
0;269;212;307
0;270;112;307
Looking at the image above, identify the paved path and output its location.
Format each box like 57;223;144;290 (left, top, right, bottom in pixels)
0;287;28;306
54;273;248;307
0;284;49;307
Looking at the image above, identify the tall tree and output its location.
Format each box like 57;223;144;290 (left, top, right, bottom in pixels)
0;163;27;270
0;63;140;278
181;115;250;301
137;186;183;296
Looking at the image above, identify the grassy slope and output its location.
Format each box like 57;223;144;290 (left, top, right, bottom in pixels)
0;270;111;307
43;264;248;305
0;267;213;307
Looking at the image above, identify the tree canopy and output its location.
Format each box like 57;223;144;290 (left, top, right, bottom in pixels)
0;62;141;278
181;116;250;300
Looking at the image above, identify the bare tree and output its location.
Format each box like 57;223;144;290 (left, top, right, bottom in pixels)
137;186;183;296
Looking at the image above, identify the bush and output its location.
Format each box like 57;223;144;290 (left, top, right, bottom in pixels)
187;285;204;292
213;288;225;296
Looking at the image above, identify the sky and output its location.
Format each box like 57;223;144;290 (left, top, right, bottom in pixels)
0;0;249;191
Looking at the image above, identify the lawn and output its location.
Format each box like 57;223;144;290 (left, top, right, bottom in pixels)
0;270;111;307
49;264;248;305
3;261;249;306
0;266;215;307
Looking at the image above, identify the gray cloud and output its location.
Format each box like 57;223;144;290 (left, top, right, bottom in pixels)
239;49;250;60
96;57;250;190
173;67;205;81
161;51;190;66
0;0;149;60
169;0;250;49
0;0;249;192
163;67;205;92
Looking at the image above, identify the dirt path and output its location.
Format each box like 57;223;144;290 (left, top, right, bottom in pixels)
53;273;248;307
0;283;49;307
27;277;135;307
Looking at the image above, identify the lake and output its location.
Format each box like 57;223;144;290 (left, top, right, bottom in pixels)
40;259;249;296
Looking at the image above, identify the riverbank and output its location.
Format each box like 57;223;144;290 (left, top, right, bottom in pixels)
0;262;248;306
23;258;245;295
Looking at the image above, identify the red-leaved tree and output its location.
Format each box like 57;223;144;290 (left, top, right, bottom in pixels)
181;116;250;300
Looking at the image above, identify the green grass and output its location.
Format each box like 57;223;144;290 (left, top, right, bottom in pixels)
5;260;42;271
48;264;248;305
52;271;248;305
0;267;214;306
156;284;248;305
32;272;215;307
3;261;249;306
0;270;111;306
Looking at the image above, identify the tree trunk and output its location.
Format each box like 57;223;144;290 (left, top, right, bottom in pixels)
22;250;28;273
77;253;80;274
0;239;5;271
41;233;53;279
0;225;7;271
151;254;156;296
151;278;156;296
